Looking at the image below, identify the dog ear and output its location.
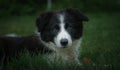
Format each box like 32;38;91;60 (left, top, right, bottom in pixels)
36;12;53;32
65;8;89;21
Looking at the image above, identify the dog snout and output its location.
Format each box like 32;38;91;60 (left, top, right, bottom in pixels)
60;39;68;47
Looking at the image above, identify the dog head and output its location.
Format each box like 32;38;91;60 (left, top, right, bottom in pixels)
36;8;89;48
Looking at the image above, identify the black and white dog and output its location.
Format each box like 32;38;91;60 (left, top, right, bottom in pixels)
36;8;89;64
0;8;88;65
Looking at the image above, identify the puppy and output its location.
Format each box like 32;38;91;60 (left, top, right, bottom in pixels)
36;8;89;64
0;8;89;65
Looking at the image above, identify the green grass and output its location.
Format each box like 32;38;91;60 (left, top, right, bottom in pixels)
82;13;120;69
0;12;120;70
0;15;36;36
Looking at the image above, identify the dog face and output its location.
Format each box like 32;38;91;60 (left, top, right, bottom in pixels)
36;8;88;48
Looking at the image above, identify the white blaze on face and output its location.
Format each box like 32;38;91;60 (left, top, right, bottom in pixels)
54;14;72;48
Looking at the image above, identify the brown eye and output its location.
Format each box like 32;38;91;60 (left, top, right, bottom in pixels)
65;23;72;29
55;25;60;30
65;23;68;29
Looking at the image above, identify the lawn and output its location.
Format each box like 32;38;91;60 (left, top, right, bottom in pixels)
0;12;120;70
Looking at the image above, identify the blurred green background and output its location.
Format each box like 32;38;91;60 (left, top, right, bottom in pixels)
0;0;120;70
0;0;120;16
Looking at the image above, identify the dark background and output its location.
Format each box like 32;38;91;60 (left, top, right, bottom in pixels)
0;0;120;70
0;0;120;16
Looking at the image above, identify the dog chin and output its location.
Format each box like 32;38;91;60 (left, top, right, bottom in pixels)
44;42;67;49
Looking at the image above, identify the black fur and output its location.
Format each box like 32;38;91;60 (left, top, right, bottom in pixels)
0;35;52;65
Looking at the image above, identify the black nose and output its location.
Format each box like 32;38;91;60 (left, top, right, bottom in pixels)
60;39;68;46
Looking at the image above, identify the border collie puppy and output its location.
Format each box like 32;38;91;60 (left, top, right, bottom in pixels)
0;8;89;65
36;8;89;64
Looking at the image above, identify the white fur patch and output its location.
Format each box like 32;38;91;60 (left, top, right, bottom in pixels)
54;14;72;48
46;38;82;64
5;33;18;37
